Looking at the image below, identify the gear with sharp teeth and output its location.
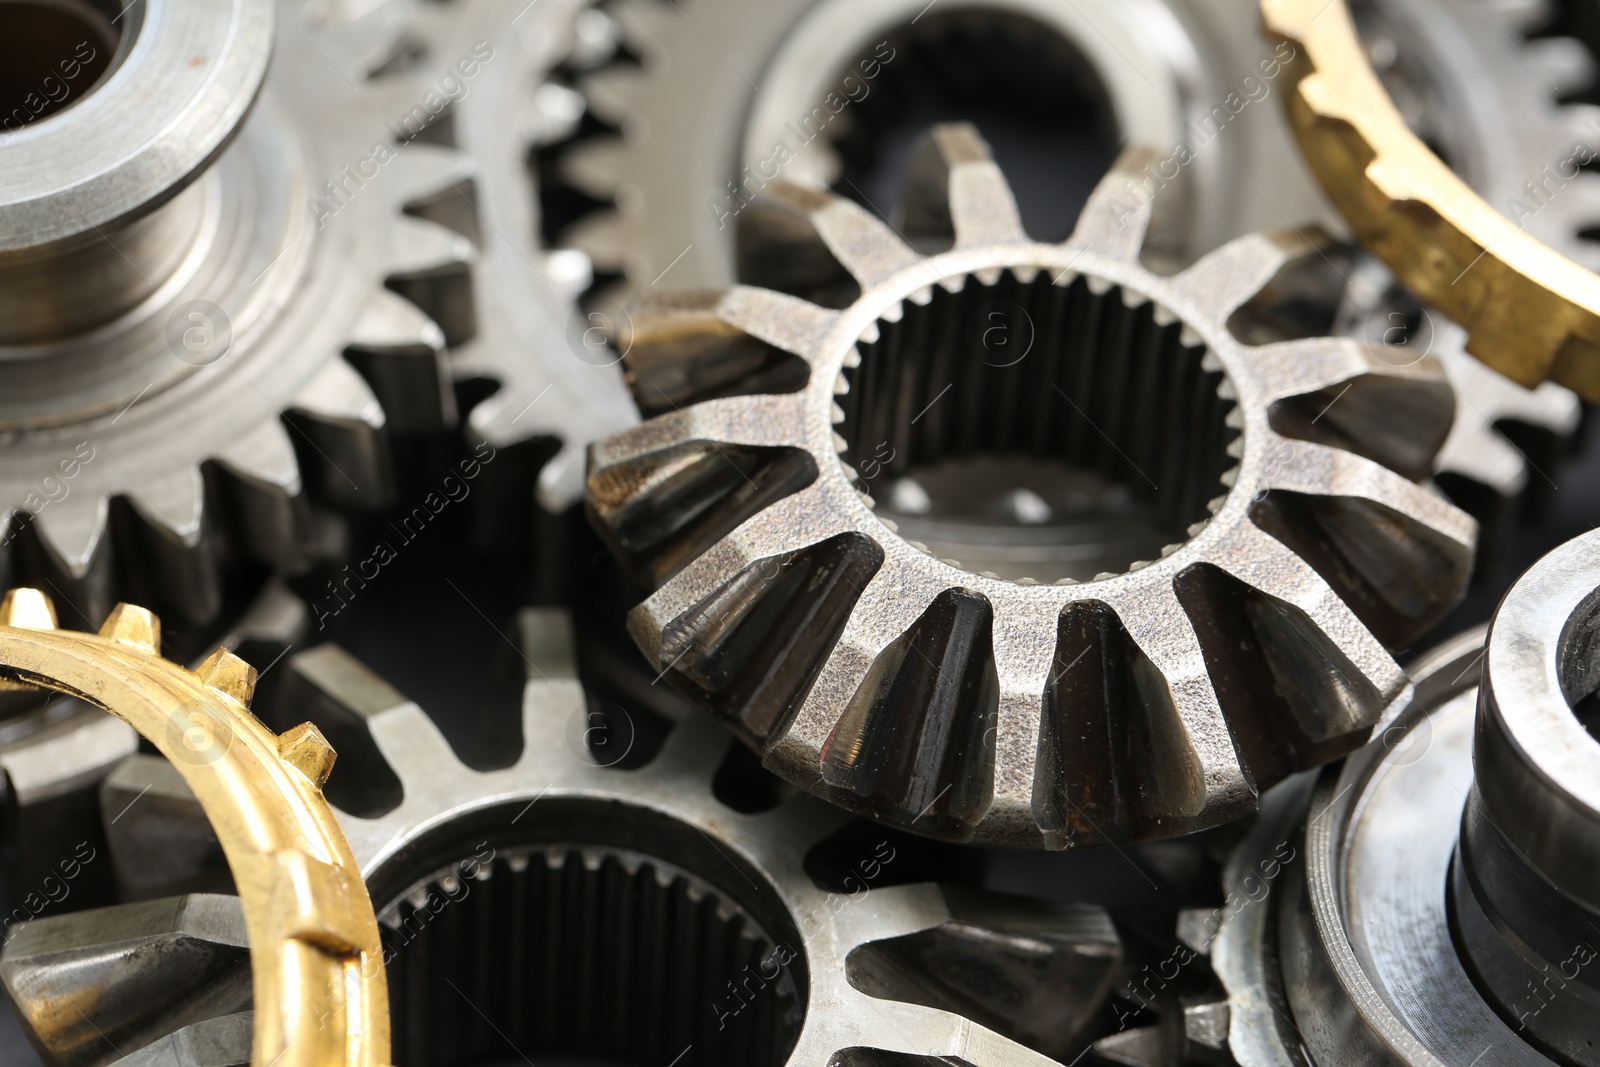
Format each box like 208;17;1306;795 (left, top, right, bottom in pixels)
583;123;1476;849
348;0;640;514
0;0;482;630
2;605;1128;1067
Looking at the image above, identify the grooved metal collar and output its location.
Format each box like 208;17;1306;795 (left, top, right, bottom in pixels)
1216;531;1600;1067
0;589;390;1067
585;125;1476;849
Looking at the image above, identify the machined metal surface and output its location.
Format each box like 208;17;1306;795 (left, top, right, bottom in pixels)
585;124;1475;848
3;606;1126;1067
1214;529;1600;1066
0;0;473;626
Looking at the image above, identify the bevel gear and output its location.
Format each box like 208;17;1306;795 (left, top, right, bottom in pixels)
585;125;1476;849
0;0;478;627
3;607;1127;1067
1209;529;1600;1066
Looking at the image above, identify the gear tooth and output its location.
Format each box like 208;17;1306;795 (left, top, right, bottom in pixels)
1093;1025;1167;1066
831;401;846;422
278;721;336;787
98;603;160;653
30;493;110;578
900;123;1027;247
563;208;634;270
386;214;475;282
388;141;477;206
347;284;447;354
0;589;57;630
1066;145;1161;261
561;137;630;198
579;64;650;126
212;420;304;569
127;466;205;546
843;347;862;368
1526;37;1594;98
122;466;221;623
524;82;587;146
195;647;257;707
287;357;392;508
972;268;1002;287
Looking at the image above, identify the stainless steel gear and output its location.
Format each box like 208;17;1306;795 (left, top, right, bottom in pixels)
1212;527;1600;1067
346;0;639;513
583;125;1476;849
2;606;1127;1067
550;0;1331;303
0;0;477;627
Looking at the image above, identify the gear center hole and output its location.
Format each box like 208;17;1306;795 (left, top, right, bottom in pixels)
838;271;1238;582
0;0;121;129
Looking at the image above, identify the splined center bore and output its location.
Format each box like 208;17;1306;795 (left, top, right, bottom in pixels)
838;270;1237;582
373;801;807;1067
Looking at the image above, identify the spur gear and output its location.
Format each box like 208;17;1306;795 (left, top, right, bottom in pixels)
1212;527;1600;1067
328;0;638;514
584;125;1475;849
548;0;1330;304
0;0;477;627
2;606;1127;1067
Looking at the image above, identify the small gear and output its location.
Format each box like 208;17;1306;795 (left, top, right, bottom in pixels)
0;0;479;627
584;125;1475;848
3;607;1126;1067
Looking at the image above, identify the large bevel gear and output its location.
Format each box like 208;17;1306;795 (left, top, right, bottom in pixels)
0;0;476;627
327;0;639;511
585;126;1476;849
1;607;1126;1067
1214;529;1600;1066
551;0;1331;302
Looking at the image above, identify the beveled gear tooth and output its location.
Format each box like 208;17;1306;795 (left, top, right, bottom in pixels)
0;589;57;630
742;179;921;292
286;357;393;509
278;722;336;788
1065;144;1162;262
1172;228;1335;325
195;648;257;707
99;603;160;653
901;123;1027;248
385;215;476;288
30;492;110;579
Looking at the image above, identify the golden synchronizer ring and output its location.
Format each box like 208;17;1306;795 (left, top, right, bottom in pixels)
1263;0;1600;402
0;589;390;1067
